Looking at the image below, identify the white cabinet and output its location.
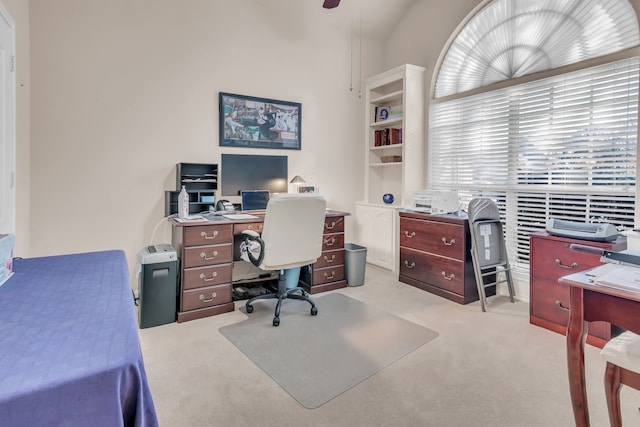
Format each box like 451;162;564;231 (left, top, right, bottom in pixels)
355;203;397;272
356;64;425;272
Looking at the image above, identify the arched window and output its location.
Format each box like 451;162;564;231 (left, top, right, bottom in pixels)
430;0;639;270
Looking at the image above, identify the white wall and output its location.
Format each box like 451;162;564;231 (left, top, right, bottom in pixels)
26;0;384;282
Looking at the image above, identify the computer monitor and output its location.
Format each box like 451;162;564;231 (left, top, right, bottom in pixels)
241;190;270;211
220;154;288;196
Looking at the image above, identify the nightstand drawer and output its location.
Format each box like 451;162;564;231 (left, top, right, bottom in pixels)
182;263;232;290
183;244;233;268
181;283;232;311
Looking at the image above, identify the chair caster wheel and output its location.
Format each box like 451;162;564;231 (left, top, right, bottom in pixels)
246;305;254;313
311;307;318;316
273;317;280;326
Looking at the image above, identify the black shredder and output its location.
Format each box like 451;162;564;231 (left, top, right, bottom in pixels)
136;244;179;329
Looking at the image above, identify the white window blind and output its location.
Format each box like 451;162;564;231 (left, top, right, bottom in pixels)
429;57;638;268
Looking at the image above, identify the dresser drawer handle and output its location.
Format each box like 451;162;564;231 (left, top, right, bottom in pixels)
441;237;456;246
555;259;578;269
404;231;416;238
201;250;218;260
555;300;570;312
199;292;217;303
325;221;336;230
324;237;336;246
441;271;455;280
404;260;416;269
323;254;336;263
323;271;336;280
200;272;218;282
201;230;219;240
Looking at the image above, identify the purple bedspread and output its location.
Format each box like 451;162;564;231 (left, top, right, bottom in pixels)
0;250;159;427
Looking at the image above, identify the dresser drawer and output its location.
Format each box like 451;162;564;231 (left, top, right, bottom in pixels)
322;233;345;251
530;237;604;281
400;247;464;295
312;265;345;285
324;216;345;233
315;249;345;269
182;263;232;290
184;224;233;246
530;277;570;326
400;218;464;260
183;244;233;268
234;222;264;235
181;283;232;311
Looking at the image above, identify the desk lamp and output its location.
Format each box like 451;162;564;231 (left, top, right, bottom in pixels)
290;175;305;193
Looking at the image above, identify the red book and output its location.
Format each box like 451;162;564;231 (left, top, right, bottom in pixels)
374;130;382;146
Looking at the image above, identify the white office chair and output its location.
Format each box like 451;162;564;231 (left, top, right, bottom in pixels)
600;331;640;426
241;193;327;326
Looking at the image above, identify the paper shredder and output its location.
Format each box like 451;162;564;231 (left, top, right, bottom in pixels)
136;244;179;329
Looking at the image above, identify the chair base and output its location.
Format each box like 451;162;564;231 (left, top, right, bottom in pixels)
245;271;318;326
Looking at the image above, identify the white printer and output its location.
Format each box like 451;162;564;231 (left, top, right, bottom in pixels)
412;190;460;214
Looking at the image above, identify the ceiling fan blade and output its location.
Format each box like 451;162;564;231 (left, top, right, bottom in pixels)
323;0;340;9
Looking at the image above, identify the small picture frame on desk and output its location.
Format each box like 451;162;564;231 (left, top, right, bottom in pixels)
298;186;316;193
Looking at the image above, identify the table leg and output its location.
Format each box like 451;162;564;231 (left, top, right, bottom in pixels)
567;286;589;426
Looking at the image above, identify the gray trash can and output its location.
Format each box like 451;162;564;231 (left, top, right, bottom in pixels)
136;244;179;329
344;243;367;286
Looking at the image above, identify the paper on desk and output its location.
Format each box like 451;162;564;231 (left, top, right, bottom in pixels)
592;265;640;293
222;213;258;220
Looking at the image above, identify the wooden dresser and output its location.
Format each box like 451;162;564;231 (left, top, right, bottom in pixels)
529;231;626;348
398;211;489;304
300;214;348;293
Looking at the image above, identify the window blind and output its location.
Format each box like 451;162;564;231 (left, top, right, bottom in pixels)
429;57;638;270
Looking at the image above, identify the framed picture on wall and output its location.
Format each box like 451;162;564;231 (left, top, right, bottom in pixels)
219;92;302;150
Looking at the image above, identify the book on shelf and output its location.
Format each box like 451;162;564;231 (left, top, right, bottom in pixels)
389;128;402;145
374;130;382;146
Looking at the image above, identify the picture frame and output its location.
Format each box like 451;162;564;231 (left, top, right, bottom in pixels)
375;105;391;122
219;92;302;150
298;186;316;193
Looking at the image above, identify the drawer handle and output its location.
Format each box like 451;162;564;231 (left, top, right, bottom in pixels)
325;221;336;230
323;254;336;263
404;260;416;269
404;231;416;238
441;271;455;280
200;272;218;282
201;230;219;240
555;300;570;312
324;237;336;246
199;292;217;303
201;250;218;260
323;271;336;280
442;237;456;246
555;259;578;269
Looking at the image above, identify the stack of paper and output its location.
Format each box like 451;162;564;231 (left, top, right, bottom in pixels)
590;264;640;293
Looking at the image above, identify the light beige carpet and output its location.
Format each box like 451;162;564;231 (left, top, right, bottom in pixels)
219;292;438;409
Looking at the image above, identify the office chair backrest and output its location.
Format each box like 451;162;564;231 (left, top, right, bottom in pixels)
260;193;327;270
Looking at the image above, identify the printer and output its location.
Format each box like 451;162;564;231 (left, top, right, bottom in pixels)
412;190;460;214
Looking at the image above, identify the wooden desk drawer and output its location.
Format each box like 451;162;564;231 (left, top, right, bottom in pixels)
400;247;464;295
182;263;232;290
312;265;345;285
181;283;232;311
400;218;464;259
315;250;344;269
183;244;233;268
234;222;264;235
184;224;233;246
530;237;604;281
322;233;344;251
324;217;345;233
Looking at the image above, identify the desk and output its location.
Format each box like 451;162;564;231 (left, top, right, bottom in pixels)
0;250;158;427
559;271;640;427
171;210;349;322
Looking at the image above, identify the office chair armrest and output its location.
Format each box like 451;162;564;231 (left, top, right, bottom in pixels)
241;232;265;267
